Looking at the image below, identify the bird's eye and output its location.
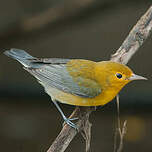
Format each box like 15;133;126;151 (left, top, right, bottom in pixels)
116;73;122;79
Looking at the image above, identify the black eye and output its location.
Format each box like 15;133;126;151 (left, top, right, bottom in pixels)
116;73;122;79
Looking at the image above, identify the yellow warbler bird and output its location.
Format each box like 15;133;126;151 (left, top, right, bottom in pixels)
4;49;147;129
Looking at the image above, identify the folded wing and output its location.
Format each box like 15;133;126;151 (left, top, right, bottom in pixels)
25;59;101;98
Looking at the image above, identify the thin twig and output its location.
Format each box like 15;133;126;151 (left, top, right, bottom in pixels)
114;95;127;152
113;126;118;152
117;120;127;152
113;96;119;152
47;5;152;152
80;113;92;152
116;95;121;133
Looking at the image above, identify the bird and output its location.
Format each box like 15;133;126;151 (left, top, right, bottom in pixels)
4;49;147;129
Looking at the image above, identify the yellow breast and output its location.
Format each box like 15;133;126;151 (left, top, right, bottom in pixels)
45;86;121;106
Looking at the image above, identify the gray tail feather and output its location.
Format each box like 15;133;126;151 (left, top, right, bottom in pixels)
4;48;35;67
4;48;34;60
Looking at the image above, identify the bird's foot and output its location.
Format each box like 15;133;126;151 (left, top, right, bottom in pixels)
63;117;79;130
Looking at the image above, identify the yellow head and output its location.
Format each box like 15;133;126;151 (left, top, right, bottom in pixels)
95;61;147;92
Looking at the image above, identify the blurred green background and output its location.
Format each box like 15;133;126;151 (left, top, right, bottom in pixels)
0;0;152;151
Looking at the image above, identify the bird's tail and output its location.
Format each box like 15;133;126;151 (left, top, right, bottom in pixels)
4;48;36;67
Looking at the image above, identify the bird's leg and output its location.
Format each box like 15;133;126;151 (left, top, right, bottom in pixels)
52;99;78;130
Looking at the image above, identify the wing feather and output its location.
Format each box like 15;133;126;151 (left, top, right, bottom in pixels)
24;59;101;98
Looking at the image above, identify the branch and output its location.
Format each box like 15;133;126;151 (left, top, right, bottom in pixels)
47;107;94;152
111;5;152;64
47;5;152;152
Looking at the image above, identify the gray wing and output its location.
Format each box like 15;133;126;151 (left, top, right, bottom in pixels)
25;63;101;98
4;49;101;98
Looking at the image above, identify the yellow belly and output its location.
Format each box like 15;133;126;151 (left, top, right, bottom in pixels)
45;87;119;106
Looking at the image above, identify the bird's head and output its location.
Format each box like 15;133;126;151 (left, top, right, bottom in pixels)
96;61;147;90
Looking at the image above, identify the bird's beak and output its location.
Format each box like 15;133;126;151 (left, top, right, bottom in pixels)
129;74;147;81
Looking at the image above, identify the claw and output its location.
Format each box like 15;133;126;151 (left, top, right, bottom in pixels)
63;117;79;130
68;117;78;121
52;100;79;130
